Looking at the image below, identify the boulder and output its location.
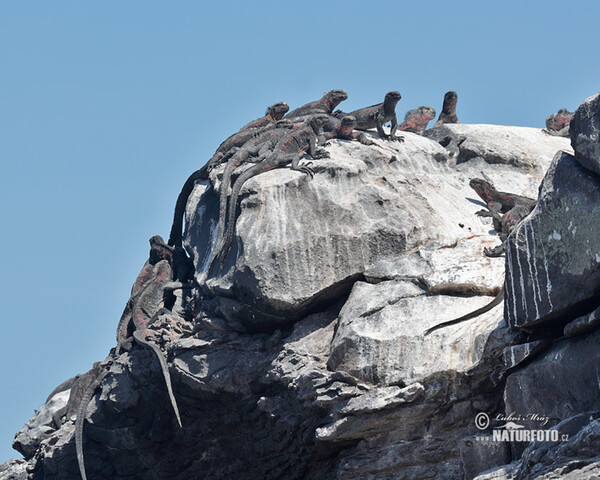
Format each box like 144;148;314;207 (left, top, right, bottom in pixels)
504;151;600;329
185;126;569;331
503;329;600;437
424;123;571;173
570;92;600;176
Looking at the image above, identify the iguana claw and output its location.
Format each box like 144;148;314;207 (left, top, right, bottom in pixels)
300;166;314;178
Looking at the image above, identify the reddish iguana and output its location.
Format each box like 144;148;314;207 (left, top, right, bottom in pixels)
398;106;437;133
239;101;289;131
335;91;404;141
470;178;536;256
543;108;573;137
212;114;331;268
284;89;348;119
76;236;188;480
434;90;459;126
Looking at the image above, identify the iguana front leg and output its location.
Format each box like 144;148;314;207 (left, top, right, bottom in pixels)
307;135;330;160
290;153;315;178
476;202;503;232
388;114;404;142
376;114;390;140
355;132;375;145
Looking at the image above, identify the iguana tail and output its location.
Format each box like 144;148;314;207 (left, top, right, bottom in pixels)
214;161;273;269
168;166;207;247
75;364;111;480
424;288;504;336
132;331;182;428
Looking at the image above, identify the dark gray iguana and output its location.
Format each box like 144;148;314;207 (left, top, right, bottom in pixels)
335;91;404;141
284;89;348;119
213;119;297;247
434;90;459;126
168;120;295;248
211;114;331;268
320;115;375;145
398;106;437;133
76;235;190;480
470;178;536;257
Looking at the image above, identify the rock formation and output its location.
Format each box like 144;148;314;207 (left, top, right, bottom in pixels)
4;92;600;480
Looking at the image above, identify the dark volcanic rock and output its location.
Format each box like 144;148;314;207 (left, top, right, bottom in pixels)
504;329;600;435
570;92;600;176
504;150;600;329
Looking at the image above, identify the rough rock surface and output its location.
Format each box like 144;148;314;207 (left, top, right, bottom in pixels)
570;92;600;176
6;105;600;480
504;151;600;329
188;124;567;331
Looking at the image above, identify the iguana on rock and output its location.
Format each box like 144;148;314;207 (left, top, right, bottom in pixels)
212;114;331;268
543;108;573;137
424;287;504;335
434;90;459;126
205;125;270;175
470;178;536;257
76;236;186;480
239;101;289;131
284;89;348;119
168;121;292;248
321;115;375;145
214;120;296;246
335;91;404;141
398;106;437;133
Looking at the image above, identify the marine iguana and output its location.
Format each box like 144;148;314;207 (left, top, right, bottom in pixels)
543;108;573;137
284;89;348;119
239;101;290;131
321;115;375;145
212;114;331;268
214;120;296;246
434;91;459;126
205;125;270;174
76;236;187;480
168;121;292;248
470;178;536;256
335;91;404;141
398;106;437;133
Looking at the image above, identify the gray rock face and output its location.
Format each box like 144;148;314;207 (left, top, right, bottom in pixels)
424;123;571;173
504;150;600;329
504;329;600;434
570;92;600;176
13;391;69;459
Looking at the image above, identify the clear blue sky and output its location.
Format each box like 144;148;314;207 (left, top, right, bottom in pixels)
1;1;598;463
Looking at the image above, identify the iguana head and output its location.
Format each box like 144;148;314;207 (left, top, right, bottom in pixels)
308;113;331;133
442;91;458;111
420;106;437;120
469;178;493;201
385;91;402;103
325;89;348;109
273;119;293;129
267;102;290;120
339;115;357;137
404;106;436;122
545;109;573;131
